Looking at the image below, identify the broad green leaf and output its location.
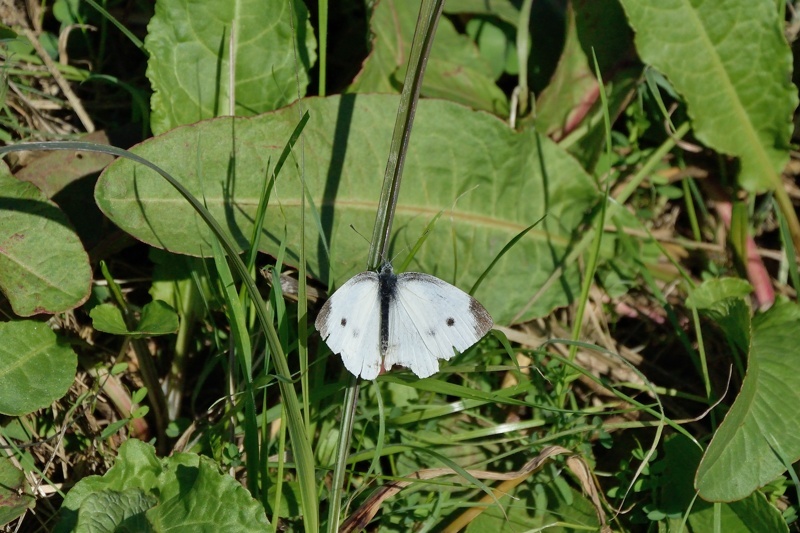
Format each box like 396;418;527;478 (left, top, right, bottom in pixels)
686;278;754;310
147;455;271;531
465;16;518;79
688;277;753;354
14;131;114;198
691;493;789;533
57;438;162;528
95;95;599;324
90;300;179;337
52;0;82;26
14;131;114;246
658;435;787;532
349;0;508;115
0;25;22;43
135;300;179;335
0;321;77;416
73;489;156;532
535;1;640;169
618;0;797;192
446;0;569;95
0;168;91;316
145;0;317;135
443;0;521;26
56;439;271;533
89;303;128;335
0;457;35;527
696;299;800;501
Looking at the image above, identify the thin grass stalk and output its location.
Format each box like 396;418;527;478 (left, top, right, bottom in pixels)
326;375;359;532
247;179;274;506
644;67;677;133
261;371;271;512
271;403;289;526
559;51;612;403
245;164;273;272
670;152;703;242
210;235;261;496
366;383;387;479
298;139;311;435
288;0;313;440
326;1;445;530
729;200;749;266
98;260;168;451
164;260;200;419
470;218;543;295
771;160;800;254
318;0;328;96
776;199;800;291
689;306;715;426
514;0;533;118
682;176;702;241
764;431;800;497
83;0;146;52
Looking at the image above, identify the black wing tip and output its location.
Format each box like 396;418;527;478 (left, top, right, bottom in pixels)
314;301;331;333
469;298;494;335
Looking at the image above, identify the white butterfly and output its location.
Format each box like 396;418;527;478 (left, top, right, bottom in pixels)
315;264;493;380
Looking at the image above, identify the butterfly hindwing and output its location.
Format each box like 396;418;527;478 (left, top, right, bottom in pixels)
314;272;382;380
383;272;493;378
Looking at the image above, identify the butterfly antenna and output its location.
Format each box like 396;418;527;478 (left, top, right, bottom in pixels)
349;224;373;246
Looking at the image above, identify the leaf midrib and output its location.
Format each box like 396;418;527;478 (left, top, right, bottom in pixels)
107;196;569;241
679;0;778;184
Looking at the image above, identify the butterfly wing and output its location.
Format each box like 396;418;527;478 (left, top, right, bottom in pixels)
314;272;382;380
383;272;493;378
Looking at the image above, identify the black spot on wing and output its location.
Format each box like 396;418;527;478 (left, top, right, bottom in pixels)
446;317;455;327
340;318;347;327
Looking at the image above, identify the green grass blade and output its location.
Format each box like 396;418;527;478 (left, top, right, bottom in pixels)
326;375;359;533
470;217;544;295
209;234;261;497
318;0;328;96
83;0;146;52
397;209;443;272
559;50;611;401
776;198;800;294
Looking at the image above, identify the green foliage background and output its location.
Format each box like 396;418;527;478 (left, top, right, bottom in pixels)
0;0;799;531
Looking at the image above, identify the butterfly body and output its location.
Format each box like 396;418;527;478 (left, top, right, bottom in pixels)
316;264;493;380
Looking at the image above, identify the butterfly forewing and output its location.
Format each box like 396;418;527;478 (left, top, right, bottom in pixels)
383;272;493;378
314;272;383;380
